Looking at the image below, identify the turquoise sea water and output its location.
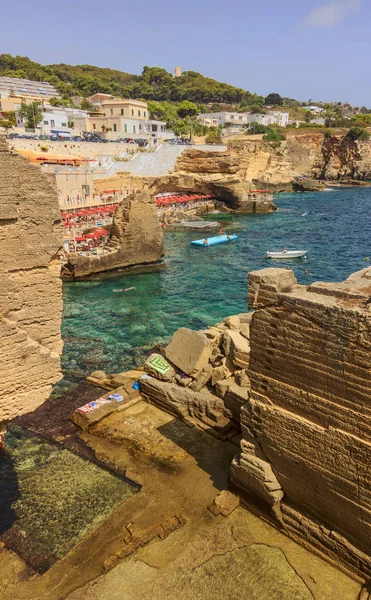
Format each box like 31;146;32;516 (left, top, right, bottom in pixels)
61;188;371;386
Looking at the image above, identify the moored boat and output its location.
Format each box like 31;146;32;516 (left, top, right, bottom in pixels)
191;234;238;247
266;249;307;259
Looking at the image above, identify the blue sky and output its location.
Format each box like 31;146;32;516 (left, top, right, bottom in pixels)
0;0;369;106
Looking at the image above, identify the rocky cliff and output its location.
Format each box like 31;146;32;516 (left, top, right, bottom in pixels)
0;136;63;427
93;149;276;213
63;189;163;279
231;267;371;578
228;131;371;188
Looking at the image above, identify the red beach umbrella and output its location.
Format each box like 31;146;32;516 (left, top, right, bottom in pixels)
94;228;108;236
75;236;86;242
85;232;99;239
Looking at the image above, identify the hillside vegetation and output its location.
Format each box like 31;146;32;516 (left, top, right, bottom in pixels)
0;54;258;104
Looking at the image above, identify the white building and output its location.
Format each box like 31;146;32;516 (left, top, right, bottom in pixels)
246;112;289;127
0;76;59;100
302;105;324;114
199;111;289;128
16;105;89;133
199;112;249;127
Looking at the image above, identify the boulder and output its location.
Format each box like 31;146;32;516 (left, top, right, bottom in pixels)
90;370;107;380
72;398;118;430
223;330;250;368
165;328;212;376
224;384;249;420
189;364;213;392
208;490;240;517
211;358;235;386
224;315;240;331
235;370;251;388
175;373;193;387
144;353;176;381
140;376;228;430
239;323;250;340
215;377;235;399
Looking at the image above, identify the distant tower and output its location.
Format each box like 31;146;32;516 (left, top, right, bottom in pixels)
174;66;181;78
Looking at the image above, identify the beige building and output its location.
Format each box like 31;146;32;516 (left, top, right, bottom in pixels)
0;95;54;113
72;114;167;137
100;99;148;119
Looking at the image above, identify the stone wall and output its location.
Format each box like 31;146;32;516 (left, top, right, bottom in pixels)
63;189;163;279
0;136;63;426
231;267;371;578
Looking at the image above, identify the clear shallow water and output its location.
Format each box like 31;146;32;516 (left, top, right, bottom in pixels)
61;188;371;386
0;426;136;572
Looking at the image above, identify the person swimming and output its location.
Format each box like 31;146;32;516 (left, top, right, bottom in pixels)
203;239;209;246
218;227;225;235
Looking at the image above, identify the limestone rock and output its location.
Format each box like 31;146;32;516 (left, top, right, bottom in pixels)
144;353;176;382
234;370;251;388
232;266;371;578
224;315;240;331
0;136;63;426
189;364;213;392
90;370;107;380
63;189;163;279
165;328;212;376
239;323;250;340
215;377;235;399
208;490;240;517
175;374;193;387
223;330;250;368
224;384;249;421
140;377;228;430
72;398;118;430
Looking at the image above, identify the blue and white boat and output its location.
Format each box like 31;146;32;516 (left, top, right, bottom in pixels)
191;234;238;247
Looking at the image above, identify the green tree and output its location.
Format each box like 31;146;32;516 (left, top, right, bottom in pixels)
304;111;312;123
263;127;286;143
18;101;43;129
346;127;370;141
177;101;199;119
1;110;16;127
49;96;63;107
265;93;283;106
250;104;266;115
248;122;268;134
205;127;222;144
80;98;94;111
351;113;371;127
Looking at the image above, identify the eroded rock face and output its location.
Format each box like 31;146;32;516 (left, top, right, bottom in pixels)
229;132;371;186
64;189;163;279
0;136;63;426
231;267;371;577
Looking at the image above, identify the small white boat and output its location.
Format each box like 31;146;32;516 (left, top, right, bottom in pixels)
266;249;307;259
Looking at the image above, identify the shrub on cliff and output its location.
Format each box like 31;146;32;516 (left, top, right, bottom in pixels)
263;127;286;143
324;128;334;138
247;122;268;134
205;127;222;145
346;127;370;141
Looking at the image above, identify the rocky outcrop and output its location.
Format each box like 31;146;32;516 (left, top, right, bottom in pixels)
231;267;371;578
175;149;239;174
229;131;371;187
0;136;63;427
312;135;371;180
62;189;163;279
137;315;253;440
93;150;276;213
